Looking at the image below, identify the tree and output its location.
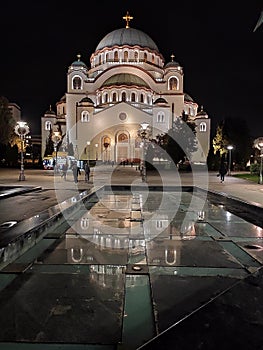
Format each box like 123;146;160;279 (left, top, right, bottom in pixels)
223;117;252;169
0;96;16;145
213;118;252;170
164;111;198;165
212;122;229;157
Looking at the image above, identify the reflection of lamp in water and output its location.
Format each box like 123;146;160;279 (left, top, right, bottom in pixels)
138;122;150;182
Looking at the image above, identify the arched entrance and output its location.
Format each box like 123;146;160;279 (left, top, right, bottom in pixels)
116;131;129;163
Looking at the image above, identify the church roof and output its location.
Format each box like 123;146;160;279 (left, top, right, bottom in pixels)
102;73;150;88
184;93;194;102
165;54;180;68
96;27;159;52
80;97;94;104
196;106;208;117
45;105;56;115
70;54;87;68
153;97;168;104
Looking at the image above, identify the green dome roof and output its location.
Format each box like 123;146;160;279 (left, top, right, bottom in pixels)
102;73;149;88
70;55;87;68
153;97;168;104
80;97;94;104
96;28;159;52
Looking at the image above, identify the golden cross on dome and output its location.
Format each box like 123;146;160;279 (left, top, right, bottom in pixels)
171;54;175;61
123;11;133;28
77;54;81;61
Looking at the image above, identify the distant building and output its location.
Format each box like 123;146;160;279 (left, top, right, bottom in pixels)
8;102;21;122
41;12;210;165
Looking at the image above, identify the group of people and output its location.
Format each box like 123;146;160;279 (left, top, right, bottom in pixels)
60;161;90;183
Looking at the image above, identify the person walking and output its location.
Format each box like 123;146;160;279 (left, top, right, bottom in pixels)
72;162;81;183
84;162;90;182
61;162;68;180
218;162;227;183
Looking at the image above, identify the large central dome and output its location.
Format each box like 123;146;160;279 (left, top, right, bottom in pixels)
96;28;159;52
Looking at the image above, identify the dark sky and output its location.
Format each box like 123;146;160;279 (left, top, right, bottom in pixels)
0;0;262;138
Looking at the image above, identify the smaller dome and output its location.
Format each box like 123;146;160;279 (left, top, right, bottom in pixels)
196;106;208;118
165;54;180;69
80;97;94;104
153;97;168;104
45;105;56;115
184;93;194;102
70;54;87;68
102;73;149;88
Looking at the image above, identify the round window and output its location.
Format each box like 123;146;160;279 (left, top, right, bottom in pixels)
119;112;127;121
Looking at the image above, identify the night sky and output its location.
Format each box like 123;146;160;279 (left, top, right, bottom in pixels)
0;0;262;138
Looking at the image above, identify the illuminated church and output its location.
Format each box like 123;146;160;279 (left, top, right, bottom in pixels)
41;12;210;165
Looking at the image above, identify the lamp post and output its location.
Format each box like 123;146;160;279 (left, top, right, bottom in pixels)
227;145;233;176
95;143;98;161
14;121;30;181
139;122;149;182
87;141;90;165
51;130;62;173
254;137;263;184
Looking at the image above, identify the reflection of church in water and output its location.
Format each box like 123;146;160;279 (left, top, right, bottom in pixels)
41;12;210;164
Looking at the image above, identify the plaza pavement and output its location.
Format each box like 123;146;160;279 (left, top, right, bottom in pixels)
0;165;263;224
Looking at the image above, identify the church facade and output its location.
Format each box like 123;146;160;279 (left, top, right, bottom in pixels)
41;12;210;165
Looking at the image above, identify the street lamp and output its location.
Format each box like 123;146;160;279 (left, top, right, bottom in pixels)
87;141;90;165
95;143;98;161
254;137;263;184
14;121;30;181
138;122;149;182
51;130;62;173
227;145;233;175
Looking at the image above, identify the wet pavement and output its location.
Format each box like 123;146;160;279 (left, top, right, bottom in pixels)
0;167;263;349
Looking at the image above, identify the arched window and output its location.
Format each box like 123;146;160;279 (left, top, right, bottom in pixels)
105;53;109;62
131;92;136;102
114;51;118;62
121;92;126;102
199;122;207;132
124;51;128;62
104;93;108;103
144;52;147;62
118;133;128;143
45;121;52;130
169;77;178;91
112;92;117;102
134;51;138;61
157;112;165;123
140;93;144;103
147;95;151;104
152;54;154;64
72;76;82;89
81;111;89;122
